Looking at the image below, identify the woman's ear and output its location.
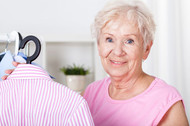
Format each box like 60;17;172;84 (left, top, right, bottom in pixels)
143;41;153;60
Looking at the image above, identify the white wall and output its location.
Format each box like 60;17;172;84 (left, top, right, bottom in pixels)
0;0;109;41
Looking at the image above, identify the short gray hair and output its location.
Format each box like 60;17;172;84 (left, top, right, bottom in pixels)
91;0;156;47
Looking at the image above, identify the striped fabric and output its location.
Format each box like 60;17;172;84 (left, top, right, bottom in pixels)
0;64;94;126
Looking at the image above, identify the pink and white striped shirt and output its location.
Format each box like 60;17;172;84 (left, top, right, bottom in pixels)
0;64;94;126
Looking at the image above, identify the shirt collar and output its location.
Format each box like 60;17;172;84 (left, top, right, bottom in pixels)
7;64;52;80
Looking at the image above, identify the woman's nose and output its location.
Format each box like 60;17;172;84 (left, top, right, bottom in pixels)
112;43;126;56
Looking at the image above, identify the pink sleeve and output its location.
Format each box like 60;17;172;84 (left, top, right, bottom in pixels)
153;89;184;125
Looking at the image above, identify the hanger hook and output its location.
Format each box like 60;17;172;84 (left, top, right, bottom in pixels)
19;35;41;64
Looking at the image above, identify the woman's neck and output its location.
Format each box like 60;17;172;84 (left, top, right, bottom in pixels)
110;70;145;89
109;72;154;100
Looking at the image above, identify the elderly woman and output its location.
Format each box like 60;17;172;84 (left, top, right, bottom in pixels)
2;0;189;126
82;0;189;126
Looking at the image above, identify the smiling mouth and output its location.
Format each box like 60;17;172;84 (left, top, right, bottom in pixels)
110;60;126;65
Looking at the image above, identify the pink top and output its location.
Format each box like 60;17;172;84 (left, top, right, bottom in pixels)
83;77;183;126
0;64;94;126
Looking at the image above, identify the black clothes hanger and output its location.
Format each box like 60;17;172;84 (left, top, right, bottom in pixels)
19;35;41;64
18;32;23;45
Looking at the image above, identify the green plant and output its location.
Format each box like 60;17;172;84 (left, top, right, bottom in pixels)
60;64;89;75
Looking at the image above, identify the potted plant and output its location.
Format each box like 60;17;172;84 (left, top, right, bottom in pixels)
60;64;89;92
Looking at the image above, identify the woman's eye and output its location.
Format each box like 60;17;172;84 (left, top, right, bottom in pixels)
124;39;134;44
106;38;113;43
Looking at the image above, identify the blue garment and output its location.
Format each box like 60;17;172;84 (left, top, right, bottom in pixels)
14;52;27;64
0;51;55;81
0;51;15;81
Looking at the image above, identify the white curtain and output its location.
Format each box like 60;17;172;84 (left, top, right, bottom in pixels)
142;0;190;120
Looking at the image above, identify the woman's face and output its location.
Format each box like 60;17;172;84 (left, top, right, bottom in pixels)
98;17;151;78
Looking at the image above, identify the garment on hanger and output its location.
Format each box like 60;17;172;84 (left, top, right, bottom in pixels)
0;51;15;81
0;51;55;80
0;50;28;81
0;64;94;125
0;32;48;80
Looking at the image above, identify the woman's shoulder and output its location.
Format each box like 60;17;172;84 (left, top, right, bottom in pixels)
149;77;183;106
153;77;180;95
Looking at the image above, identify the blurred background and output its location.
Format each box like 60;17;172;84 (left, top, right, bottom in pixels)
0;0;189;120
